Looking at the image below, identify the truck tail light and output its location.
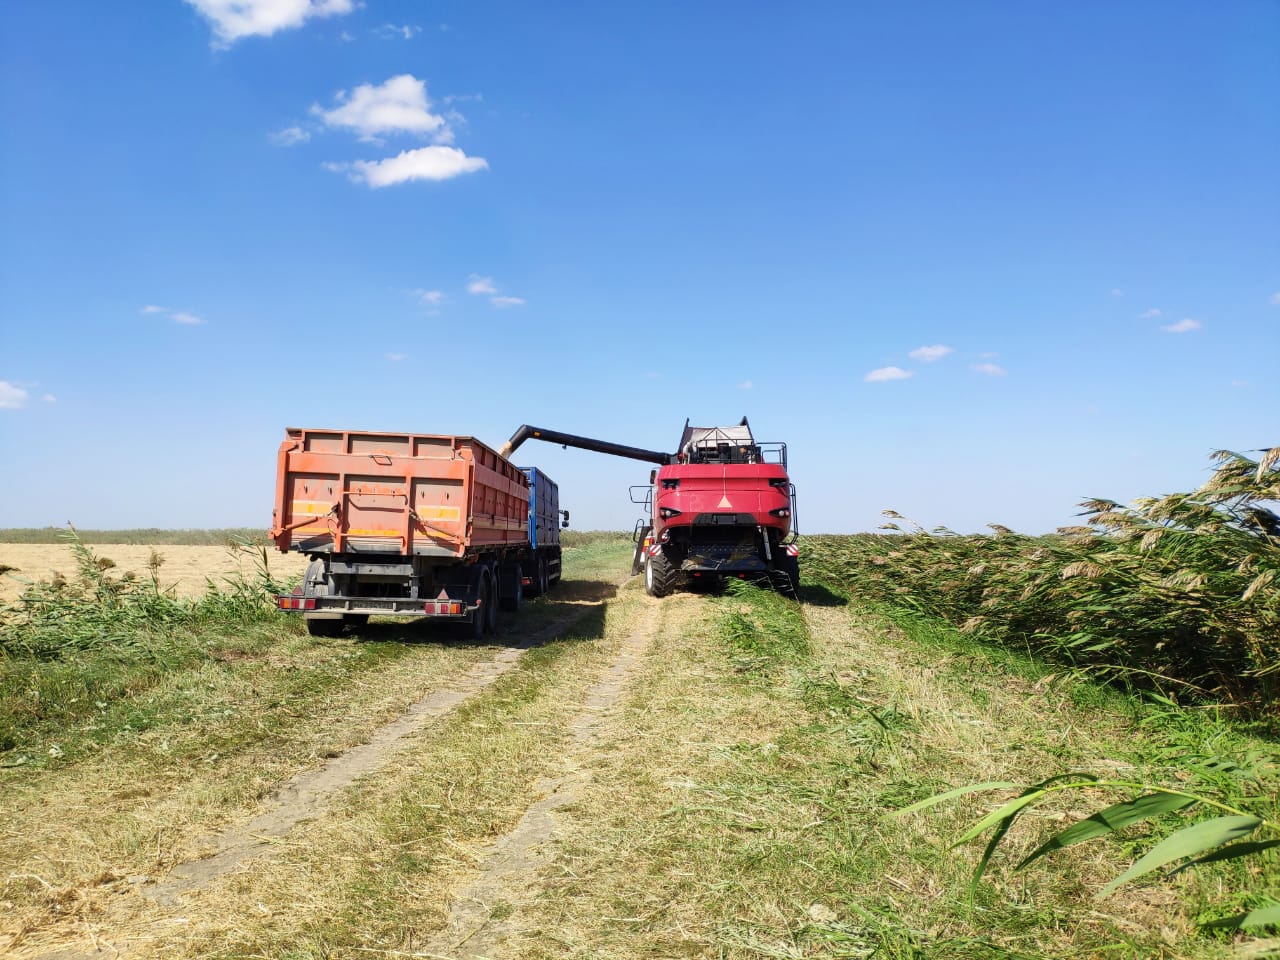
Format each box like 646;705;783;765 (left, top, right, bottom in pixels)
424;600;464;615
770;507;791;518
659;507;683;519
277;596;317;611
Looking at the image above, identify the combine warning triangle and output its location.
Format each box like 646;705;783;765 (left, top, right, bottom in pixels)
717;495;733;509
436;589;450;600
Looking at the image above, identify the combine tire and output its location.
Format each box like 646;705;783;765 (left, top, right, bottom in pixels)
774;555;800;599
644;549;678;598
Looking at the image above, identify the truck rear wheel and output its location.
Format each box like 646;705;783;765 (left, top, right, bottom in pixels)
499;563;523;612
305;616;344;637
644;549;678;598
467;574;493;639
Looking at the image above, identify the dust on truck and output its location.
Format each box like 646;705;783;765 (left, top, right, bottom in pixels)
270;427;566;637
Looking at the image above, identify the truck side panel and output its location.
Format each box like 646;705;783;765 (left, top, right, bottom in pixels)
520;466;561;550
272;428;530;558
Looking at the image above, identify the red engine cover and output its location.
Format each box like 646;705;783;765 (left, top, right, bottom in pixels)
651;462;791;537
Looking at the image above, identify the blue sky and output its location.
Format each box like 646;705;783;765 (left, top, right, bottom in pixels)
1;1;1277;535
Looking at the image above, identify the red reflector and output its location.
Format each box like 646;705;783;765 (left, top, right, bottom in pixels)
302;598;316;610
424;601;437;614
521;577;532;586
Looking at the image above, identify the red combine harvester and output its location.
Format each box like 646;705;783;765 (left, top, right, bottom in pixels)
500;418;799;597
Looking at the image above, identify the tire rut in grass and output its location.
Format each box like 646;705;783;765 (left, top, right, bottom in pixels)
419;594;680;959
23;591;626;960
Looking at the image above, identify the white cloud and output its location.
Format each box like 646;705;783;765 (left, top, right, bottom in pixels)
270;125;311;146
413;289;445;305
738;380;753;390
908;344;953;363
864;366;912;383
0;381;29;409
314;75;449;142
972;362;1007;376
186;0;355;46
467;275;497;295
41;393;56;403
1270;292;1280;305
386;352;407;362
142;305;207;325
1231;379;1248;388
1138;308;1162;319
336;146;488;188
978;351;999;359
491;295;526;308
379;23;421;39
1109;288;1124;297
1162;318;1201;334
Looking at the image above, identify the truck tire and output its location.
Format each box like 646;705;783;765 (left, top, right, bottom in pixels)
499;563;523;612
644;549;678;598
305;616;344;637
467;573;493;639
525;556;548;598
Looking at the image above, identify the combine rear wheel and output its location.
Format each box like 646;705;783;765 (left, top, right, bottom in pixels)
644;549;678;598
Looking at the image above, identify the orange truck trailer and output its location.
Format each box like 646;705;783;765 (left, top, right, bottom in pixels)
270;427;567;636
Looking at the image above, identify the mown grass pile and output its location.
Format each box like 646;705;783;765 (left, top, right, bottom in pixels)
804;447;1280;709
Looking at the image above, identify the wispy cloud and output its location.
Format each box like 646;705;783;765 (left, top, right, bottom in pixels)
329;147;488;187
971;362;1007;376
490;295;525;308
1138;308;1162;319
738;380;753;390
41;393;56;404
378;23;421;40
1109;288;1124;297
1270;292;1280;306
185;0;355;47
1162;318;1201;334
467;275;497;296
1231;379;1249;388
314;75;450;142
864;366;912;383
908;344;953;363
270;125;311;146
0;381;29;410
413;289;445;305
141;305;206;325
386;352;407;362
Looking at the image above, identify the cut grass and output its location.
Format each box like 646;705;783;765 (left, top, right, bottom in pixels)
0;538;636;951
502;582;1277;958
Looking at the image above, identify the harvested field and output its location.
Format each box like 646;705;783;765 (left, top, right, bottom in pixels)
0;543;311;603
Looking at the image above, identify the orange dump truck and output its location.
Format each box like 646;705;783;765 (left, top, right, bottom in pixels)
270;427;566;636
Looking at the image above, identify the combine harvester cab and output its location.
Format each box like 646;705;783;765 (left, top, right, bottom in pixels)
499;418;799;599
270;427;565;637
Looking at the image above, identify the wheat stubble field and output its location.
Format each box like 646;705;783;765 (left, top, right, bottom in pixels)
1;449;1277;960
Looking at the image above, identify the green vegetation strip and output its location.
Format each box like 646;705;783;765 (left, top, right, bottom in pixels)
803;446;1280;711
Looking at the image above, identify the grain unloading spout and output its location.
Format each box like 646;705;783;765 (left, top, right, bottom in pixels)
499;425;674;465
